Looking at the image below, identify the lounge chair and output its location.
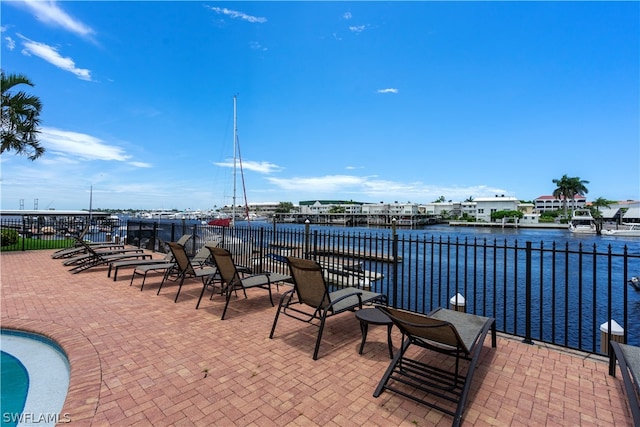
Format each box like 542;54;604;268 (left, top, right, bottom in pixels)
67;241;151;274
109;252;174;281
52;240;125;259
609;341;640;425
62;239;144;266
205;246;291;320
130;261;177;291
107;234;193;281
157;242;218;303
373;307;496;427
269;256;386;360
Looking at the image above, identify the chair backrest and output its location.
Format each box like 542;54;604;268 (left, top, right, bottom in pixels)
191;245;211;264
176;234;192;246
77;239;99;255
286;257;332;309
208;247;240;286
379;307;469;354
168;242;195;276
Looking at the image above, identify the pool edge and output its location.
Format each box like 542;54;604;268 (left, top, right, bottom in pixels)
1;319;101;425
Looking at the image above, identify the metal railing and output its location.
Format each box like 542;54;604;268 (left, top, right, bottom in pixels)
3;217;639;355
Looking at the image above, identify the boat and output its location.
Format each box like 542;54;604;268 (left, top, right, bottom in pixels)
207;216;232;227
244;213;269;222
601;224;640;237
568;209;597;234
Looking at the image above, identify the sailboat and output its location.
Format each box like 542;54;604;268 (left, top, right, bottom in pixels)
208;95;249;228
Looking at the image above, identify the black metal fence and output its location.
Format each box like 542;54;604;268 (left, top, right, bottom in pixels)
2;216;639;355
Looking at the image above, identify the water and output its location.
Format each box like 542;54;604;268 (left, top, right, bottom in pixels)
0;352;29;427
0;330;70;427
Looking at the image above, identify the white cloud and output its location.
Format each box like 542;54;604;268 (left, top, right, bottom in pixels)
266;174;509;203
343;12;352;20
40;127;131;162
19;36;91;81
18;0;95;38
214;159;283;174
128;161;152;168
5;36;16;50
349;25;366;33
249;41;267;51
377;88;398;94
206;6;267;23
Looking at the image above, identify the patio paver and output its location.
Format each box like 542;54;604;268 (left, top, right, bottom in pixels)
0;249;634;426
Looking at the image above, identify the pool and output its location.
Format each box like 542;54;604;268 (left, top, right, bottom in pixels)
1;330;70;427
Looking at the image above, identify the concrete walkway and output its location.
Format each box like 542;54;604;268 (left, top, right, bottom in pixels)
1;249;634;426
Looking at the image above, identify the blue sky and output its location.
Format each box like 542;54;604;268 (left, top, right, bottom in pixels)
1;1;638;211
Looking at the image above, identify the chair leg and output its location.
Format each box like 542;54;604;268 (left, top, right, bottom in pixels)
270;290;293;339
267;283;274;306
157;270;170;295
174;277;186;303
373;337;410;397
313;313;328;360
196;282;208;309
140;273;148;291
221;286;233;320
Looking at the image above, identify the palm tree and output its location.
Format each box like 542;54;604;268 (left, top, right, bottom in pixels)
590;197;615;218
552;175;573;217
567;176;589;211
1;71;44;160
552;175;590;217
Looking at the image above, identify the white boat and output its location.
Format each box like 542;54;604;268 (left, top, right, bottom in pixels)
244;213;269;222
601;224;640;237
568;209;597;234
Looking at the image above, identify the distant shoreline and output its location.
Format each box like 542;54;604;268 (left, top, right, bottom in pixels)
448;221;569;229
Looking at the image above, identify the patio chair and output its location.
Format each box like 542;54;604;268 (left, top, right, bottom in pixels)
130;260;177;291
609;341;640;425
62;239;144;267
269;256;386;360
109;234;193;281
52;238;125;259
128;236;203;290
67;241;151;274
373;307;496;427
109;252;174;281
157;242;218;303
206;246;291;320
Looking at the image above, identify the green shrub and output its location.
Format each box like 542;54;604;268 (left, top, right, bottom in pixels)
1;229;19;246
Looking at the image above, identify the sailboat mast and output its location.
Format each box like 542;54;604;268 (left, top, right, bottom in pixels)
232;95;237;226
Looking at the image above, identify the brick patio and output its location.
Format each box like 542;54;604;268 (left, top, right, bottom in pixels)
0;248;634;426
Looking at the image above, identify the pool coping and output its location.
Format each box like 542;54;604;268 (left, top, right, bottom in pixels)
2;319;100;425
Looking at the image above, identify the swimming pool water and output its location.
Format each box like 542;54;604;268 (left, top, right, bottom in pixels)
0;330;70;427
1;351;29;427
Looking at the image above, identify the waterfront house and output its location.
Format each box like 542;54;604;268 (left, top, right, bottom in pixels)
473;195;521;222
535;194;587;213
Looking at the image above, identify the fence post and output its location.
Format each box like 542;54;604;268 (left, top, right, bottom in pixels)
523;241;534;344
392;218;398;308
152;222;158;251
304;219;310;259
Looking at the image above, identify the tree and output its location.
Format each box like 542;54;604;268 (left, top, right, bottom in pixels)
433;196;446;203
567;176;589;211
552;175;589;217
275;202;294;213
552;175;573;217
1;71;44;160
590;197;615;218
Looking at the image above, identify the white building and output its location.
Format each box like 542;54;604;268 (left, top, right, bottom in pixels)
534;195;587;213
474;196;520;222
